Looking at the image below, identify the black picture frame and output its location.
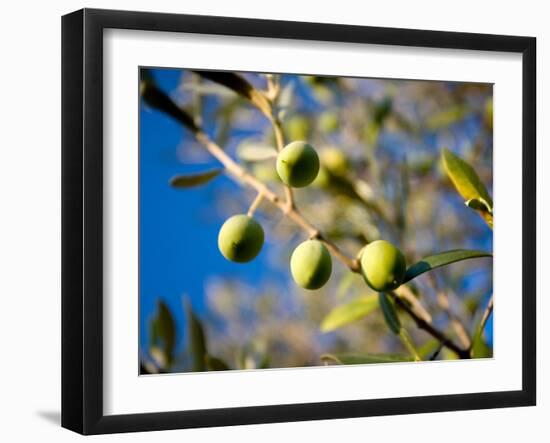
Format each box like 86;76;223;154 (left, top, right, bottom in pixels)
62;8;537;435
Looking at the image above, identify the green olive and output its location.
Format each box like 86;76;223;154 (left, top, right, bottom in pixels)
360;240;406;292
218;215;264;263
290;240;332;290
276;141;320;188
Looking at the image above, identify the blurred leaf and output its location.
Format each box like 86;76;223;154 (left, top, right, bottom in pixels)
205;354;230;371
403;249;492;284
398;329;421;361
193;70;272;117
322;353;413;365
471;336;492;358
378;293;401;334
373;97;393;126
182;82;237;98
140;72;199;133
237;143;277;162
170;169;222;188
441;148;493;228
185;299;207;372
276;81;295;116
149;301;176;367
336;271;362;299
426;105;467;130
320;294;379;332
418;338;442;359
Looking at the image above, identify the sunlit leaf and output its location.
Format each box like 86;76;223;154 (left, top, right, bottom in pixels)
321;353;413;365
427;105;468;130
403;249;492;284
320;294;379;332
170;169;222;188
441;148;493;214
378;293;401;334
237;143;277;162
336;271;362;299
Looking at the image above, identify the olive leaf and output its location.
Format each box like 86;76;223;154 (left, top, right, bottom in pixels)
321;353;413;365
149;300;176;367
185;299;208;372
465;197;493;215
403;249;492;284
441;148;493;228
236;143;277;162
427;105;468;130
140;72;199;133
193;70;272;117
441;149;493;207
205;354;231;371
170;169;222;188
320;294;379;332
378;293;401;334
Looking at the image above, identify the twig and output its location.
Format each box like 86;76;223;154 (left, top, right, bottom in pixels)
427;273;471;349
389;291;471;359
271;116;295;211
247;192;264;217
471;295;493;353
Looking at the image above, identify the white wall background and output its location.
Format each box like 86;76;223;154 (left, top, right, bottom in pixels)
0;0;546;441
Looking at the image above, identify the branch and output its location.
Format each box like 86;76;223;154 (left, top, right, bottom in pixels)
194;131;360;272
389;291;471;359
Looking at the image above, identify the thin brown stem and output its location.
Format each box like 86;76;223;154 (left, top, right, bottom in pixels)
389;291;471;359
470;295;493;354
271;116;295;211
247;192;264;217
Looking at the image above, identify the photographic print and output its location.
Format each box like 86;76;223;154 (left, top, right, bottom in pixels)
139;67;494;375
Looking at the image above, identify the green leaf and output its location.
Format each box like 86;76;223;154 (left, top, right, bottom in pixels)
236;143;277;162
441;148;493;211
426;105;468;130
378;293;401;334
185;299;207;372
150;301;176;367
398;329;421;361
320;294;379;332
205;354;231;371
403;249;492;283
321;353;413;365
465;197;493;214
170;169;222;188
140;74;199;133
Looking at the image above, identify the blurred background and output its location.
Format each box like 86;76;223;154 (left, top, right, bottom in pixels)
139;68;493;373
